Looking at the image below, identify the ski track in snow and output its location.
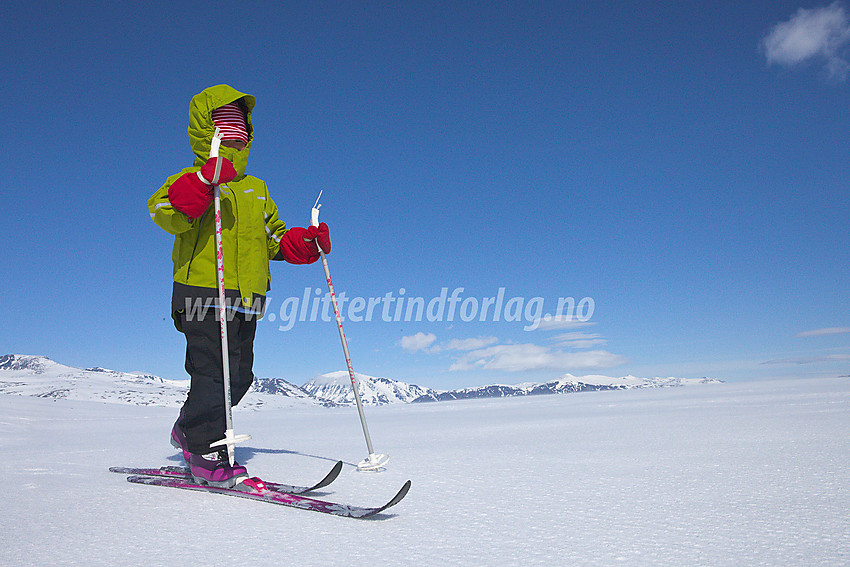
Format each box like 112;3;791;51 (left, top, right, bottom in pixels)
0;377;848;566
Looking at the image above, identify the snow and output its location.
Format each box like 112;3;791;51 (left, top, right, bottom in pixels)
0;355;318;410
303;370;434;404
553;373;716;387
1;376;849;566
0;354;721;409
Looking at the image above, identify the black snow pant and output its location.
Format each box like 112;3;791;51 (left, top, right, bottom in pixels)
178;309;257;455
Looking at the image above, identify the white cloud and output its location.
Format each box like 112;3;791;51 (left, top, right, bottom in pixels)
408;336;500;354
402;332;625;373
762;2;850;80
796;326;850;337
762;353;850;365
531;317;595;331
442;337;499;351
399;332;437;352
551;332;608;349
449;343;627;373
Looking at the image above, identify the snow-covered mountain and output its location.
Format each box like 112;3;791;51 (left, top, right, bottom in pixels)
412;379;622;402
0;354;189;406
0;354;322;409
302;371;434;405
304;369;722;405
0;354;721;408
412;373;721;402
249;377;337;407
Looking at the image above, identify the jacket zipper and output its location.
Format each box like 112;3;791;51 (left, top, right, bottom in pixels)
226;184;240;294
184;214;204;282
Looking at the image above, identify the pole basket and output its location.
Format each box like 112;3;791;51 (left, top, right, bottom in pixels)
357;453;390;472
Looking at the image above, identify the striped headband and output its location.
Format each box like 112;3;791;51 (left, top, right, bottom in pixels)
211;102;249;144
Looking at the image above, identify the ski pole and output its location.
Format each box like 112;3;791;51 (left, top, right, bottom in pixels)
208;127;250;465
311;192;388;472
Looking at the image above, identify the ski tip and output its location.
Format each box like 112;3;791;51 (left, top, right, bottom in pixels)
302;460;344;492
360;480;412;518
387;480;412;507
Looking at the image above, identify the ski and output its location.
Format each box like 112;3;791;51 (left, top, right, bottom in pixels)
109;460;343;494
123;474;411;518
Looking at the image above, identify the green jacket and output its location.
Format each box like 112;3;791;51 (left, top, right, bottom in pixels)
148;85;287;311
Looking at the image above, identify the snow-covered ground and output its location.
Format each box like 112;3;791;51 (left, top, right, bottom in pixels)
1;376;848;566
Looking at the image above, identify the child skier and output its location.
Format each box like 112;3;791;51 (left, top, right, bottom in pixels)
148;84;330;487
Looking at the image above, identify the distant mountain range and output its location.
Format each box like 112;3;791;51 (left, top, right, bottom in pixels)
303;371;721;405
0;354;721;409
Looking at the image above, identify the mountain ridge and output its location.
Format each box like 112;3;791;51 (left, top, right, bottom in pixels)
0;354;721;408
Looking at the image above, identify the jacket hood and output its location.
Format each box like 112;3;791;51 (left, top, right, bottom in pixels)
187;84;256;178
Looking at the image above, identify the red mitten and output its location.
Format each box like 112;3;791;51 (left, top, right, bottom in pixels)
279;223;331;264
167;172;213;219
168;158;237;219
198;157;237;185
306;222;331;254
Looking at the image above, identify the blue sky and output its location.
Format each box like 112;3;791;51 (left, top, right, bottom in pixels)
1;1;848;389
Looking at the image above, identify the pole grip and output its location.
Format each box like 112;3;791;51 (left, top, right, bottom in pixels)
311;189;322;228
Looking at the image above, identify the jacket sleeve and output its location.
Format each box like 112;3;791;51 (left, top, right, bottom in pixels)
263;183;288;260
148;171;196;235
